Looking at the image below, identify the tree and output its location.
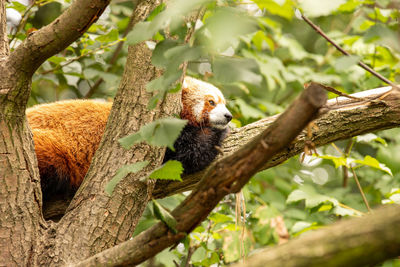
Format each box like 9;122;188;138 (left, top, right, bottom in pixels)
1;0;400;266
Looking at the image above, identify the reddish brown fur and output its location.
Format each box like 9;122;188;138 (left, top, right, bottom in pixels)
27;77;226;195
180;89;201;127
27;100;112;188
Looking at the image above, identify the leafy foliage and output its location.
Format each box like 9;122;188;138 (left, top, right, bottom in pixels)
105;161;149;195
119;117;187;150
149;160;184;182
12;0;400;265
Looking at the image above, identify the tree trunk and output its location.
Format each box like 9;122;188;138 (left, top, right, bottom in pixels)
0;0;112;265
34;0;180;265
0;4;43;265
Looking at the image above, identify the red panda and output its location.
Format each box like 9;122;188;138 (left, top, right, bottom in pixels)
27;77;232;201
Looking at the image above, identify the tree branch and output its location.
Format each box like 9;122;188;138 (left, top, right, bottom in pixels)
153;86;400;198
232;204;400;267
8;0;110;75
72;82;327;266
298;11;399;91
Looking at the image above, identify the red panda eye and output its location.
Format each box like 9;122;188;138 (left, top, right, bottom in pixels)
208;100;215;106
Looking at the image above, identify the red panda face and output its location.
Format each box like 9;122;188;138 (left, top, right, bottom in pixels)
181;77;232;129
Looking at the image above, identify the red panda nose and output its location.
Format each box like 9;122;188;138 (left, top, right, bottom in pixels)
224;113;232;122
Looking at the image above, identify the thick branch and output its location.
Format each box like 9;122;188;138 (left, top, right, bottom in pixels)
153;86;400;198
232;204;400;267
8;0;110;75
73;83;327;266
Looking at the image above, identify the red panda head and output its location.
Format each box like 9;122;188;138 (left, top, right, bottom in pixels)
181;77;232;129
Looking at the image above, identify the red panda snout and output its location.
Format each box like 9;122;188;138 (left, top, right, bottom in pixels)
208;103;232;129
181;77;231;128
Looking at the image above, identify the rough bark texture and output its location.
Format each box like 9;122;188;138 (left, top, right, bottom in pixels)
72;83;327;266
232;204;400;267
153;86;400;198
0;3;43;266
0;111;44;266
0;0;8;57
36;1;178;265
0;1;111;266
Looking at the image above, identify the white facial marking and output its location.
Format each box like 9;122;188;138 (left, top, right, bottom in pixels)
209;103;231;129
193;101;204;122
182;77;231;127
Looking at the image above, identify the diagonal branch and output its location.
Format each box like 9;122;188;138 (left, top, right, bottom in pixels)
72;82;327;266
153;86;400;198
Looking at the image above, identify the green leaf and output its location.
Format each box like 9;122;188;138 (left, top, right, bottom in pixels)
126;21;153;45
8;2;26;12
200;7;258;52
191;247;207;263
234;98;265;119
253;0;295;20
209;213;233;224
332;205;362;217
334;55;360;72
164;45;203;67
95;28;119;43
149;160;183;181
152;199;178;233
319;155;349;168
356;133;387;146
145;69;182;92
151;40;179;68
146;3;166;21
287;185;339;209
299;0;346;17
147;92;164;110
364;24;400;51
47;56;66;64
354;155;393;176
291;221;312;233
105;161;149;195
119;117;187;150
213;56;262;85
126;0;208;45
152;41;203;72
291;222;322;236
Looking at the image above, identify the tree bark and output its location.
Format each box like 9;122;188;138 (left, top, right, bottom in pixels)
232;204;400;267
37;0;206;264
153;86;400;198
0;1;112;266
72;82;327;266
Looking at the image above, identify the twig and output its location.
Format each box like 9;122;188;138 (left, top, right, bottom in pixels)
8;1;36;47
39;39;122;75
299;10;399;91
85;10;138;98
318;84;366;101
351;167;372;213
342;139;354;188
